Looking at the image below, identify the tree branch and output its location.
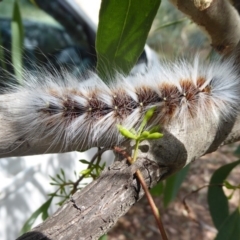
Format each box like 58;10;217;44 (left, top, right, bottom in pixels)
2;52;240;240
12;109;240;240
14;111;240;239
16;157;167;240
170;0;240;54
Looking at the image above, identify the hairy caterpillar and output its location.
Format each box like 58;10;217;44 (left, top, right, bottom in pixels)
2;56;240;151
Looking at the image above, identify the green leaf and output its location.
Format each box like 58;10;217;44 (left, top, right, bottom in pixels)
215;209;240;240
20;197;53;234
145;132;163;140
99;234;108;240
207;160;240;230
49;182;58;185
11;0;24;84
96;0;161;81
149;126;161;134
60;168;65;177
80;168;92;176
49;176;57;182
117;125;137;139
56;174;63;182
0;30;6;70
234;145;240;157
150;182;164;196
139;132;163;141
139;107;157;133
163;164;190;207
144;107;157;122
141;131;150;138
226;190;235;200
224;180;236;190
79;159;90;164
154;17;187;32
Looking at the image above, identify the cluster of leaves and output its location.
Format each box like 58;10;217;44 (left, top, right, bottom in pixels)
118;107;163;164
21;157;106;234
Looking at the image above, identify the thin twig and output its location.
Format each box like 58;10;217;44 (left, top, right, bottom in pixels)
135;169;168;240
114;146;168;240
71;147;109;194
182;183;223;224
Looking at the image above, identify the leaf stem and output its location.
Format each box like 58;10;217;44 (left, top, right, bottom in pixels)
132;139;140;163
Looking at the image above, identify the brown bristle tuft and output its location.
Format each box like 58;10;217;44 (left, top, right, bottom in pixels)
196;77;206;88
197;77;211;93
136;86;162;106
112;90;138;119
180;80;199;101
62;97;85;120
87;92;111;120
159;83;181;122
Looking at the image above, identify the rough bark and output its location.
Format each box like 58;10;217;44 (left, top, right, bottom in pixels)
14;111;240;240
16;157;167;240
170;0;240;55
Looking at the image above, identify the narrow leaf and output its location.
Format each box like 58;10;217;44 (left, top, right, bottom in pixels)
154;17;187;32
150;182;164;196
20;197;53;234
99;234;108;240
80;168;92;176
207;160;240;230
11;0;24;84
144;107;157;122
117;125;137;139
234;145;240;156
145;132;163;139
96;0;161;81
163;164;190;207
224;180;236;190
149;126;161;134
79;159;90;164
215;209;240;240
0;30;6;70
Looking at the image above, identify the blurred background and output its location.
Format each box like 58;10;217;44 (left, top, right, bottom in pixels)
0;1;239;240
